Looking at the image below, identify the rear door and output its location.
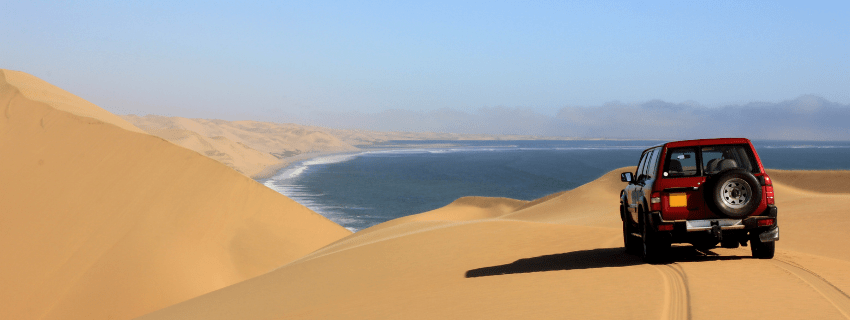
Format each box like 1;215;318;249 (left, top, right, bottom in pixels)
658;147;707;220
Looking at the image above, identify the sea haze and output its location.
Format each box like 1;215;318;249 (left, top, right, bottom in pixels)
260;140;850;232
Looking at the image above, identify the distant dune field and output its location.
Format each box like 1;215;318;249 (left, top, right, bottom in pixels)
121;115;360;178
140;168;850;319
0;70;351;320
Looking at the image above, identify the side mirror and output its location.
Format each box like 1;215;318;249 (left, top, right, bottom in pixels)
621;172;633;183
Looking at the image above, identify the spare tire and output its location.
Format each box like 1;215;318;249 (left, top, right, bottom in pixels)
709;169;762;218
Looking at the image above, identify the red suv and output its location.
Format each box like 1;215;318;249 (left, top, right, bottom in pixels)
620;138;778;262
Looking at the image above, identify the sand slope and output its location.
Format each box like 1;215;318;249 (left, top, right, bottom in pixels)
141;168;850;319
766;169;850;194
122;115;359;178
0;70;351;320
3;70;145;134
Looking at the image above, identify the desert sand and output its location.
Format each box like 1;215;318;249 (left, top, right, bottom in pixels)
140;167;850;319
0;69;351;320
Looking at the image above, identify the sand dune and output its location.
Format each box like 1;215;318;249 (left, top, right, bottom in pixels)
3;70;145;134
0;70;351;320
122;115;359;178
766;169;850;194
141;168;850;319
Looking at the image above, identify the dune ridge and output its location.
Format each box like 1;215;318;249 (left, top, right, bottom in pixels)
141;167;850;319
3;69;145;134
0;70;351;320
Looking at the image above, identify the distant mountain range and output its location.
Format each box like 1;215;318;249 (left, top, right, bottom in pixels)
297;95;850;141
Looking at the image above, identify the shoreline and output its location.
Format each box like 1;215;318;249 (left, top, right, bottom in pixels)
250;141;483;180
251;149;362;180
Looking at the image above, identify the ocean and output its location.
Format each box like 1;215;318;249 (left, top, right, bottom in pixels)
259;140;850;232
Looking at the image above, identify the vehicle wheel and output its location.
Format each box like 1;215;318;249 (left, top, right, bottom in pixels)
622;206;640;254
751;235;776;259
640;211;670;263
710;170;762;218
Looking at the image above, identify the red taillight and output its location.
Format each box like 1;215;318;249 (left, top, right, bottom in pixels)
763;174;775;205
650;192;662;211
765;186;775;205
758;218;775;227
657;224;674;231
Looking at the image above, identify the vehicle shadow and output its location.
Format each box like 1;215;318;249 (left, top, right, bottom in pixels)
465;246;751;278
465;247;641;278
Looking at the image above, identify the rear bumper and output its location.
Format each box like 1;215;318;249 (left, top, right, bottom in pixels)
656;216;776;232
650;205;777;231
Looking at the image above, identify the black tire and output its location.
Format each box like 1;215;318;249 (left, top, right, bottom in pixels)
640;210;670;263
709;170;762;218
622;206;640;254
751;235;776;259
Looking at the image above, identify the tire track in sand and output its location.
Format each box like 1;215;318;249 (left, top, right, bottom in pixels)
653;263;691;320
772;259;850;319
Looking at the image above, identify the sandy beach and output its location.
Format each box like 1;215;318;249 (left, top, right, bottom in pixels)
3;69;850;319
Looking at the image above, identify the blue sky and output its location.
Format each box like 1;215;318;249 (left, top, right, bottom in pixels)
2;1;849;123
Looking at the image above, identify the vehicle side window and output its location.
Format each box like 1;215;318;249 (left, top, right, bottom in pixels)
635;151;649;178
645;148;661;179
641;150;651;178
663;147;698;178
638;148;660;180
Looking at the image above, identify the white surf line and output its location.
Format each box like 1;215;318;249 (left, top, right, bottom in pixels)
772;259;850;319
654;263;691;320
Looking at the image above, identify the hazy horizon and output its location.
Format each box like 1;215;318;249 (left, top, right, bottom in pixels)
289;94;850;141
3;1;849;140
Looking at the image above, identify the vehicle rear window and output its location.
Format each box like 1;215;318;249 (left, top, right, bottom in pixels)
663;148;698;177
701;145;758;174
662;144;760;178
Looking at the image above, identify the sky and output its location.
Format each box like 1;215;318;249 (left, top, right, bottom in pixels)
2;1;849;138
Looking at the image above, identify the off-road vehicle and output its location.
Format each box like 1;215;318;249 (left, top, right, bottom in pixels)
620;138;778;262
